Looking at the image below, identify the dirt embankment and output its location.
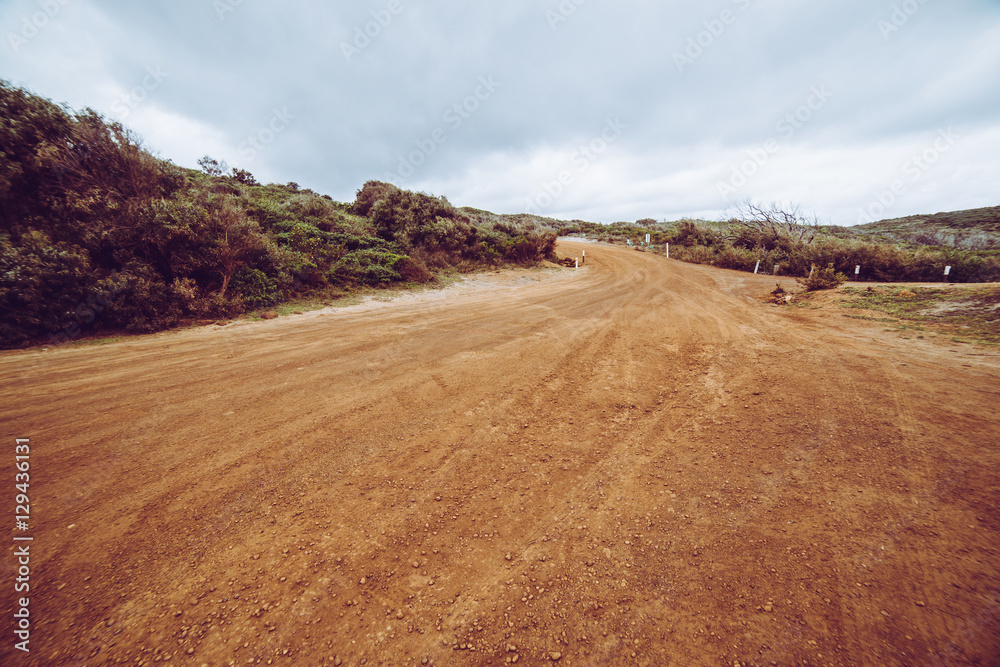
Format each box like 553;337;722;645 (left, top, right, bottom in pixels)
2;241;999;666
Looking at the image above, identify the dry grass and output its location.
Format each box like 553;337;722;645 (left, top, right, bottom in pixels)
838;284;1000;344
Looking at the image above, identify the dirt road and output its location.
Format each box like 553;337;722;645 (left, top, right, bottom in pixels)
3;240;999;666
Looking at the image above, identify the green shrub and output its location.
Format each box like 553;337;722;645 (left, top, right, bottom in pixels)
714;246;759;272
100;263;183;332
797;264;848;291
671;245;715;265
395;257;434;283
672;220;719;248
472;241;502;265
352;180;401;217
330;249;408;286
0;231;93;346
230;267;280;307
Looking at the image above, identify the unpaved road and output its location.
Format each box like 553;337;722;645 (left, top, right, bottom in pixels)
2;241;999;666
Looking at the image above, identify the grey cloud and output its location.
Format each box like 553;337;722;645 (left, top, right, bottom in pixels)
2;0;997;223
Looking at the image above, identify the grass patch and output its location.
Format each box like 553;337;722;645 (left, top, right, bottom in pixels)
787;293;823;310
65;336;126;348
839;285;1000;344
842;314;898;323
242;274;468;321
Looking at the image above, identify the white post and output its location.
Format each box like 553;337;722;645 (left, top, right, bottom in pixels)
774;265;780;275
665;243;670;258
855;265;861;277
809;265;815;279
944;265;951;281
645;233;651;244
754;260;760;274
575;258;579;269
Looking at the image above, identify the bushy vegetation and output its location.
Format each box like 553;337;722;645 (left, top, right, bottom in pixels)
0;82;556;348
830;206;1000;249
568;202;1000;287
5;80;991;349
797;264;848;291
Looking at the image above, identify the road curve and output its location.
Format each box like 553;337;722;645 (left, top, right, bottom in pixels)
2;240;999;666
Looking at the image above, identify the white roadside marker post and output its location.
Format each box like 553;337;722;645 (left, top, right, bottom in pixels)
754;260;760;275
665;243;670;259
774;265;780;276
856;265;861;280
575;258;579;269
944;265;951;282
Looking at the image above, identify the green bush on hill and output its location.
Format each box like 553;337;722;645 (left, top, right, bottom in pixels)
0;82;559;348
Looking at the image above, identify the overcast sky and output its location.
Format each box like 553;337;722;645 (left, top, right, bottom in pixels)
3;0;999;225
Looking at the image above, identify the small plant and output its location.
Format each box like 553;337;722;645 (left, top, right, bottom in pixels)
797;264;848;291
231;267;280;308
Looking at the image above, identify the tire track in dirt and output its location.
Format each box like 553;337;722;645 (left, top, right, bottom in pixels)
2;241;999;666
867;352;960;665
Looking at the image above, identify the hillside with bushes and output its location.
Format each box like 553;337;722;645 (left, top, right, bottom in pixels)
0;82;557;348
562;203;1000;285
3;80;996;350
829;206;1000;248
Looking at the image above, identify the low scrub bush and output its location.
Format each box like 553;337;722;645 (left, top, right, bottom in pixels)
714;246;760;272
330;249;409;286
100;264;183;332
671;245;715;265
395;257;435;283
797;264;848;291
573;209;1000;286
231;267;281;307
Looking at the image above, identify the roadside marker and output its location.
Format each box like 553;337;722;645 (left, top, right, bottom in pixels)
666;243;670;259
856;265;861;278
754;261;760;275
774;265;780;276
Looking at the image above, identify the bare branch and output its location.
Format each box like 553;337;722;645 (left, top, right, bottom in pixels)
728;199;819;247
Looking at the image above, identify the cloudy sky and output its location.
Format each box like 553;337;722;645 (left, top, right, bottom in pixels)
3;0;999;225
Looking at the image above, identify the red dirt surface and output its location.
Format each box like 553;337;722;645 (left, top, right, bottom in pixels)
2;240;999;666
